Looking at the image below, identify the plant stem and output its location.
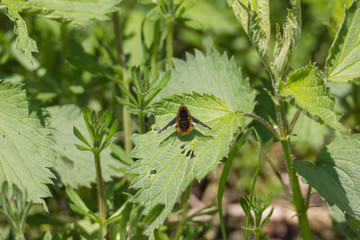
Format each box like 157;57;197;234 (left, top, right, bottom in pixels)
166;20;174;68
244;113;279;138
94;150;106;239
275;101;312;239
151;20;160;76
174;186;191;240
289;110;302;133
139;98;145;134
112;11;133;154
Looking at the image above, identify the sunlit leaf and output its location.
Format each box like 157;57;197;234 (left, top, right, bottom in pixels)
326;0;360;83
271;0;301;85
129;93;245;235
0;82;55;207
154;49;255;115
279;63;345;132
21;0;121;26
227;0;270;61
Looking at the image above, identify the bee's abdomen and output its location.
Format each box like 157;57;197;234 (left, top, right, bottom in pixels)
178;119;191;132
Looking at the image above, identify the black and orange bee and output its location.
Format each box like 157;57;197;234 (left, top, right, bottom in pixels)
158;104;211;135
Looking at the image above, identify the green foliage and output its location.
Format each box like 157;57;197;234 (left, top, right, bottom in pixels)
0;183;32;238
271;0;301;85
279;63;345;131
117;67;171;115
240;189;274;237
0;82;55;207
22;0;121;26
129;93;245;235
326;0;360;83
226;0;270;62
155;49;256;114
295;133;360;222
48;105;125;188
0;0;38;61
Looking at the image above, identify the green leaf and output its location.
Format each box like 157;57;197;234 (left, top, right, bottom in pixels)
20;0;121;26
279;63;345;132
295;133;360;221
101;120;119;150
226;0;270;61
116;96;137;109
73;127;91;148
1;0;38;61
0;82;55;207
47;105;126;188
128;93;245;235
154;49;256;116
326;0;360;83
271;0;301;85
110;143;133;166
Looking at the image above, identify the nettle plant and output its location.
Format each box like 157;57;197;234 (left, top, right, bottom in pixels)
0;0;360;239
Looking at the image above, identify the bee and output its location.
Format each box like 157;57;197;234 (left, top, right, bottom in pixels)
157;104;211;135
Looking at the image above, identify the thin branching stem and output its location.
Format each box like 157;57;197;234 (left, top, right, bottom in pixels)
244;113;279;138
289;110;302;133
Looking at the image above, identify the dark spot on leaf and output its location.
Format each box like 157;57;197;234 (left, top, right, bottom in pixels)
149;169;157;175
3;135;5;138
18;132;21;135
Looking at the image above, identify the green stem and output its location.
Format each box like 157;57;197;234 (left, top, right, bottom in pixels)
150;20;160;76
166;20;174;68
244;113;279;138
174;186;191;240
275;102;312;239
289;110;302;134
94;150;106;239
139;98;145;134
112;11;133;154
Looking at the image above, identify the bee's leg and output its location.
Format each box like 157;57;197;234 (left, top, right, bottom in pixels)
157;117;177;134
191;116;211;130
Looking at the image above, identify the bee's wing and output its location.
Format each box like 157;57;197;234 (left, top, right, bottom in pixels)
157;117;177;134
191;116;211;130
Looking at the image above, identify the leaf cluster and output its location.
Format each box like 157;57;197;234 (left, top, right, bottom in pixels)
116;67;171;115
73;107;119;153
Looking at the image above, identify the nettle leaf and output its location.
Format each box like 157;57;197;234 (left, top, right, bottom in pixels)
21;0;121;26
279;63;345;132
295;133;360;220
326;0;360;83
129;93;245;235
0;82;55;207
271;0;301;85
155;49;256;115
1;0;38;61
47;105;125;188
227;0;270;61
